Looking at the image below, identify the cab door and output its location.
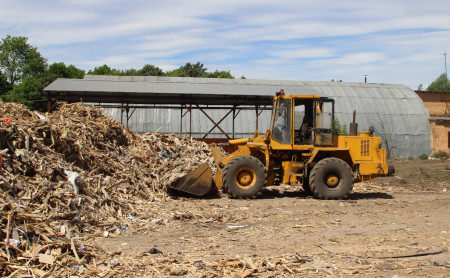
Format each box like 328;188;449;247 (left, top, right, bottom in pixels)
271;98;292;147
313;98;334;146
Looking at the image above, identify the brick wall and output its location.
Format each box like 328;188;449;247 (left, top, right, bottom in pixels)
416;91;450;117
416;91;450;153
430;120;450;153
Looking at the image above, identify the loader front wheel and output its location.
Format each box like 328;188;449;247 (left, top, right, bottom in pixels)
302;178;312;195
309;157;353;199
223;156;267;198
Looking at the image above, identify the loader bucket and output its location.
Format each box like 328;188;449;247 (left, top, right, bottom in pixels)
168;163;214;196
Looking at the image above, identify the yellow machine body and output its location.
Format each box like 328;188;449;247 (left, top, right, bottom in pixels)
170;91;393;199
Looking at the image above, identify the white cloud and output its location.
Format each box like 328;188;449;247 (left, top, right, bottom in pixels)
269;47;335;59
0;0;449;88
327;52;386;66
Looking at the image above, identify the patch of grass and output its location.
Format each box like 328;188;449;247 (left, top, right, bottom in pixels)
432;151;449;159
418;153;429;160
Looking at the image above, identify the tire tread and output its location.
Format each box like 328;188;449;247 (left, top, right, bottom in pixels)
309;157;353;200
223;156;267;199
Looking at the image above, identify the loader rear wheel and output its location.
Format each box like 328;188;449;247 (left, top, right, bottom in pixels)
309;157;353;199
223;155;267;198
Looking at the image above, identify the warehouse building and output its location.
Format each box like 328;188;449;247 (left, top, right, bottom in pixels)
45;75;432;159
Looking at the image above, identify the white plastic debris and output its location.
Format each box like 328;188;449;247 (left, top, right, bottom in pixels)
64;170;82;195
60;225;66;236
7;238;20;247
34;111;48;121
227;224;249;230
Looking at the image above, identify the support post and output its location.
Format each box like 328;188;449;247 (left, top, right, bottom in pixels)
232;106;236;139
47;93;51;113
255;105;259;131
180;106;183;133
126;103;130;128
189;104;192;137
120;102;124;125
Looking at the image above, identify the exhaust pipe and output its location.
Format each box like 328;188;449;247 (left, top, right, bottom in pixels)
349;110;358;136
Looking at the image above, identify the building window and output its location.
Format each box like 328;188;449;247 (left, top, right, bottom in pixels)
448;132;450;148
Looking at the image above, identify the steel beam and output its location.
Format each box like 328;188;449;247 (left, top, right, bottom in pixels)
203;109;234;139
197;105;231;139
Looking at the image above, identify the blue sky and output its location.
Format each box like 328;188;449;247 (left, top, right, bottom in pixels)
1;0;449;89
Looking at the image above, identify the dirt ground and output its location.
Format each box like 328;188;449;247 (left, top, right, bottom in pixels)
93;160;450;277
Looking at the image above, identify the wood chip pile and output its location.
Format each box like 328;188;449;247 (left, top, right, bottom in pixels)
0;100;213;276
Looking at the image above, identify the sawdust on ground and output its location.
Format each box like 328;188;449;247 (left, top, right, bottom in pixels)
94;160;450;277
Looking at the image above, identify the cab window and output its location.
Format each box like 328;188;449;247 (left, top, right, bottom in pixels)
272;99;291;144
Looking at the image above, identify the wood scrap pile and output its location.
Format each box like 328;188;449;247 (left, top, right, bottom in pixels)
0;100;213;276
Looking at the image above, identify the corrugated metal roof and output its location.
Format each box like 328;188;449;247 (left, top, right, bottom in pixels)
45;77;320;96
47;75;412;96
46;75;432;159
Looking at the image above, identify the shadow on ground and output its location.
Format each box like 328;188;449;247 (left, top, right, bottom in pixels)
168;187;393;200
259;188;393;200
348;192;393;200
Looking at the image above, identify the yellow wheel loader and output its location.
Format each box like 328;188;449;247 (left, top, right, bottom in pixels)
169;90;394;199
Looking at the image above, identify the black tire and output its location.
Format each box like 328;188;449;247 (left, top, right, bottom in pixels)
309;158;353;200
222;155;267;198
221;183;228;193
302;177;312;195
388;164;395;176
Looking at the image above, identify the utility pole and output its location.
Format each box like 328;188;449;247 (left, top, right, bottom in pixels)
444;53;447;79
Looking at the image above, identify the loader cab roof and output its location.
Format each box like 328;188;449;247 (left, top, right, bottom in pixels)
273;92;322;101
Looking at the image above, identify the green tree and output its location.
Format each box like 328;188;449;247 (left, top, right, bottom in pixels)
165;68;185;77
203;70;234;79
87;64;119;75
2;73;53;111
87;64;165;76
182;62;207;77
47;62;85;79
426;73;450;91
0;71;12;95
86;62;235;79
138;64;164;76
0;35;47;85
120;68;138;76
166;62;207;77
2;63;85;111
333;118;348;135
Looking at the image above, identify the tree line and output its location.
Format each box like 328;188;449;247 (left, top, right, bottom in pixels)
86;62;235;79
0;35;236;111
1;35;449;112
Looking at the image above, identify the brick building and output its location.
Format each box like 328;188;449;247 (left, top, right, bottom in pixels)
416;91;450;154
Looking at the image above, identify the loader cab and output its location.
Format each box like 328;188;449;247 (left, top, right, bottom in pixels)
271;92;335;148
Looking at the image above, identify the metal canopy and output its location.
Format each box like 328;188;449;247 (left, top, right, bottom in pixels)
43;76;285;140
46;89;272;106
44;76;321;106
